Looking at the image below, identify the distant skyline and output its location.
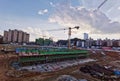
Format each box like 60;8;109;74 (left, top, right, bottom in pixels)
0;0;120;41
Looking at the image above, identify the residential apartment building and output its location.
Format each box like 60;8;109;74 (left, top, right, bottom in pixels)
18;31;23;43
26;34;29;43
3;31;8;43
3;29;29;43
7;29;13;42
13;29;18;42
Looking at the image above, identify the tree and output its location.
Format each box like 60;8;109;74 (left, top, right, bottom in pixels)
35;38;53;46
35;38;44;45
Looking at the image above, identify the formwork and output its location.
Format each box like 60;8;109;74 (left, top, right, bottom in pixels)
16;48;89;65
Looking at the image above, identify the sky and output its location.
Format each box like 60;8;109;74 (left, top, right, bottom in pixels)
0;0;120;41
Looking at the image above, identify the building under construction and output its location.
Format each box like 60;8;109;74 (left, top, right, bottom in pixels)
16;47;89;66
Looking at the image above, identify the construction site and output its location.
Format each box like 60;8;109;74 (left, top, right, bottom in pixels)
0;0;120;81
0;44;120;81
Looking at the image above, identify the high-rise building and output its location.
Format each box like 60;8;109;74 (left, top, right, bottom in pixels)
26;34;29;43
84;33;88;40
8;29;13;42
3;31;8;43
118;40;120;46
23;32;27;43
3;29;29;43
18;31;23;43
13;29;18;43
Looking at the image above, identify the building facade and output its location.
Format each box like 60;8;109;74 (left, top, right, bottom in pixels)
7;29;13;42
3;31;8;43
0;35;3;43
84;33;88;40
18;31;23;43
3;29;29;43
13;29;18;43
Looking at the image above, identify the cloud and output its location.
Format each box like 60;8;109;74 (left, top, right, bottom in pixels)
38;9;48;15
50;2;55;7
0;30;3;35
118;6;120;10
49;3;120;34
0;16;56;41
22;27;52;41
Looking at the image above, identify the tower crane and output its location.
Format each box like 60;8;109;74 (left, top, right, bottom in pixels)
43;0;107;48
46;26;79;49
97;0;108;10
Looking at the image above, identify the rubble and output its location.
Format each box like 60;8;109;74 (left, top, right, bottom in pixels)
78;79;87;81
56;75;88;81
19;58;96;72
80;64;120;80
56;75;78;81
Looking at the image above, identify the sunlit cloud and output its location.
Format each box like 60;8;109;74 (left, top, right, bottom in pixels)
118;6;120;10
50;2;55;7
49;3;120;34
38;9;48;15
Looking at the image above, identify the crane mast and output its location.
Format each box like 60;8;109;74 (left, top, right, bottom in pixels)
46;26;79;49
68;26;79;49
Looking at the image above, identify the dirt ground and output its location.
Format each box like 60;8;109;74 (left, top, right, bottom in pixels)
0;50;120;81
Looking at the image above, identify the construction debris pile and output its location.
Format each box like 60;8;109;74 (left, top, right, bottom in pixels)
56;75;78;81
56;75;87;81
80;64;120;80
19;59;96;73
